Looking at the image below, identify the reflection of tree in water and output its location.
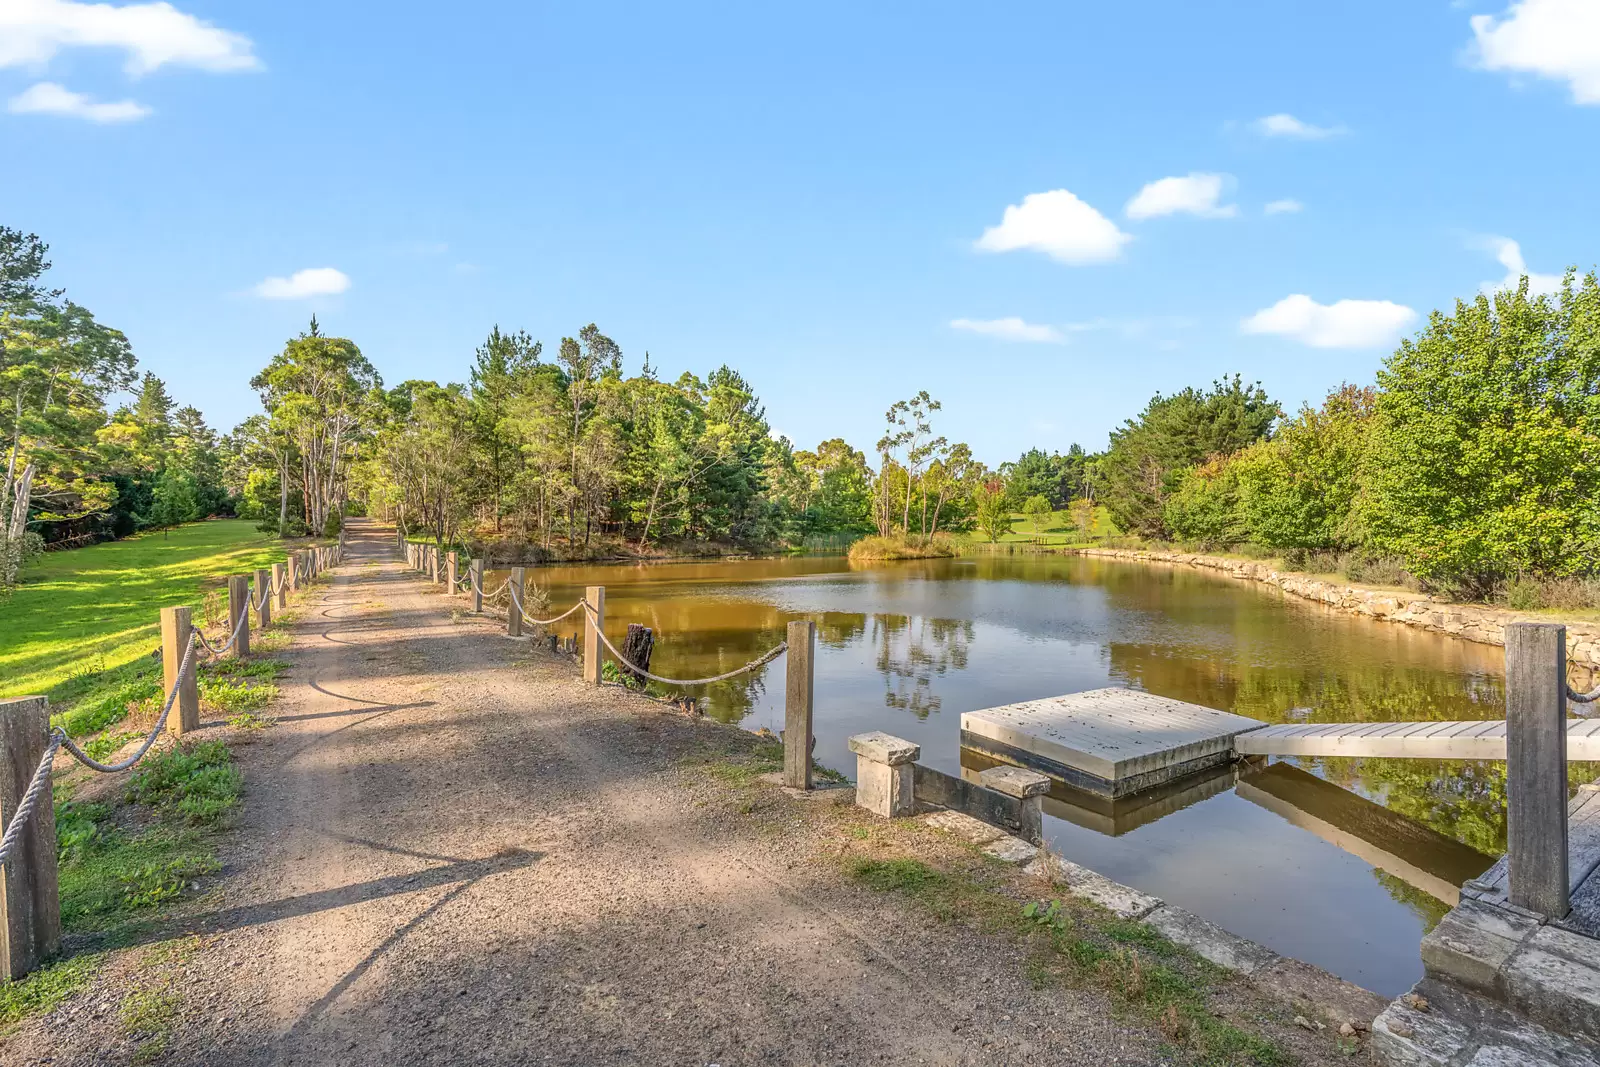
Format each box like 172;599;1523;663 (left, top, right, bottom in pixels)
1372;869;1451;932
870;613;974;719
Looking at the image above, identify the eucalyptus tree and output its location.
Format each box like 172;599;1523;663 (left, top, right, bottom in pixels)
469;325;542;530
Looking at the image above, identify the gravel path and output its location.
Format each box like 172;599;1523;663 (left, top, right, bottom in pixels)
7;520;1343;1066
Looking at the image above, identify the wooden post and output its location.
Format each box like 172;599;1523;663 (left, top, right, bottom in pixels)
470;559;484;613
785;620;816;789
160;606;201;735
508;567;525;638
0;697;61;979
446;552;458;595
289;552;301;592
1506;622;1570;918
227;575;250;659
620;624;654;686
272;562;287;610
583;585;605;684
430;547;440;585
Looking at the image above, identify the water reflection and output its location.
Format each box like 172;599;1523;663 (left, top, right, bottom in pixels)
505;553;1531;994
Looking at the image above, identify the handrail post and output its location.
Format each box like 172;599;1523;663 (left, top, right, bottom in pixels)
583;585;605;684
254;568;272;629
508;567;525;638
272;562;286;610
289;552;301;593
227;575;250;659
1506;622;1570;918
470;559;484;614
784;620;816;789
0;696;61;979
430;546;440;586
160;606;201;735
446;551;458;595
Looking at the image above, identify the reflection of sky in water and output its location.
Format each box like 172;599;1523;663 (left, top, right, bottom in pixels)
520;554;1507;996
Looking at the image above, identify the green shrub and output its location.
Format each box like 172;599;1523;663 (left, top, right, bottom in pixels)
127;741;241;825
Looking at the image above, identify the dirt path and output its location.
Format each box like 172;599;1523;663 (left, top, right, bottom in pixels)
10;520;1331;1066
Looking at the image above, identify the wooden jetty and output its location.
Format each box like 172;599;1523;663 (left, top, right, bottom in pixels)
1236;717;1600;761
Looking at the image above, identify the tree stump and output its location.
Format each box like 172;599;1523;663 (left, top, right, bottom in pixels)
620;624;654;687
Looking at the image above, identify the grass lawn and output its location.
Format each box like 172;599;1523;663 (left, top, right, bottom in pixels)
0;520;296;701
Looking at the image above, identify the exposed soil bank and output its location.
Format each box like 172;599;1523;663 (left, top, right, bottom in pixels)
1074;548;1600;673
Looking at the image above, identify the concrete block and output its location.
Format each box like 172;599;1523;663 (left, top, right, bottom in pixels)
855;759;914;819
1421;898;1540;995
1467;1046;1590;1067
1370;997;1473;1067
981;836;1038;865
1031;859;1161;919
978;766;1050;798
846;732;920;766
1143;905;1279;976
1502;925;1600;1040
919;809;1005;845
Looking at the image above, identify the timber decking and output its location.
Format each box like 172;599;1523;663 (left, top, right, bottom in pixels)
958;687;1266;798
1463;783;1600;938
1235;718;1600;761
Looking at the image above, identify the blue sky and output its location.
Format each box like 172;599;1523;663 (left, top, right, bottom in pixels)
4;1;1598;465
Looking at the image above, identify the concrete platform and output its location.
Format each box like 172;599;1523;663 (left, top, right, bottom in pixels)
958;687;1266;798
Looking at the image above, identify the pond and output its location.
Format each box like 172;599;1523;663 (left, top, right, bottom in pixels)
499;552;1518;996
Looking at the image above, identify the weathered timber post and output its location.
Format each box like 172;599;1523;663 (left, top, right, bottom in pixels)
272;562;287;610
0;697;61;979
160;606;201;735
227;575;250;659
507;567;525;638
620;624;654;686
785;620;816;789
446;552;458;595
430;547;440;586
583;586;605;684
848;732;919;818
978;766;1052;844
1505;622;1570;918
289;553;301;593
254;568;272;629
470;559;484;613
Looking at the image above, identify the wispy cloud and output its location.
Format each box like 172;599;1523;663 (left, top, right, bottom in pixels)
1242;294;1416;348
254;267;350;300
1252;113;1346;139
1126;173;1236;220
0;0;260;75
974;189;1131;264
1263;198;1304;215
1469;0;1600;105
949;317;1064;343
1474;235;1563;296
7;81;148;122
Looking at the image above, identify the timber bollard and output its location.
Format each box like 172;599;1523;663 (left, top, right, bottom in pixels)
160;606;201;735
254;568;272;629
430;547;440;585
508;567;525;638
583;585;605;684
272;562;286;610
0;696;61;979
289;553;301;592
227;575;250;658
848;732;920;818
470;559;484;613
446;552;458;595
1505;622;1570;918
784;620;816;789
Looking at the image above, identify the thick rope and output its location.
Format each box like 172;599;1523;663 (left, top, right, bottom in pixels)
0;732;61;868
195;597;253;657
60;632;199;773
1570;683;1600;704
582;604;787;686
507;584;586;626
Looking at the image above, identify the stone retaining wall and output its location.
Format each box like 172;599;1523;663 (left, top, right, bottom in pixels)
1073;548;1600;673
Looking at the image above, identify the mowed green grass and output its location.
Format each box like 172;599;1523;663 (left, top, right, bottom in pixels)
0;521;292;699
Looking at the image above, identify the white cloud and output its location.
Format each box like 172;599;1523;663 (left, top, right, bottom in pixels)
1253;113;1345;139
974;189;1131;264
1126;173;1236;220
1264;198;1304;215
949;317;1063;343
1475;235;1563;297
1470;1;1600;104
1241;295;1417;348
7;80;148;121
253;267;350;300
0;0;259;75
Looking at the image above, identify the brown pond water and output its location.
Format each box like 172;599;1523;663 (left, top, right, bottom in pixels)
495;553;1529;996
